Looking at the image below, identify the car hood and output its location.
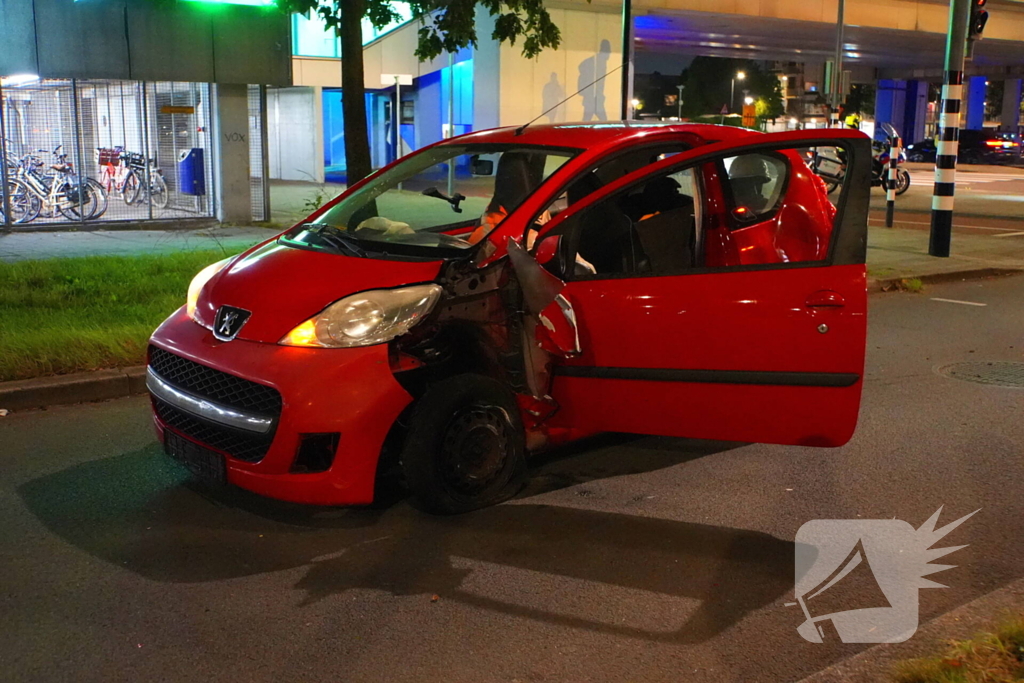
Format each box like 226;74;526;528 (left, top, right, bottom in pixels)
194;240;444;343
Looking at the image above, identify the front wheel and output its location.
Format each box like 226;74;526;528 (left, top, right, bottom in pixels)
58;178;107;221
894;168;911;195
6;179;41;223
400;374;527;514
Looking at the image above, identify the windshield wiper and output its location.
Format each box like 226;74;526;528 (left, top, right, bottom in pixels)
422;187;466;213
303;223;368;258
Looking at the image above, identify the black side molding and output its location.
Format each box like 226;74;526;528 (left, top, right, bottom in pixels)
554;366;860;388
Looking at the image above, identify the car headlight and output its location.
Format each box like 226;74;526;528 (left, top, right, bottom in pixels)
186;257;232;319
280;284;443;348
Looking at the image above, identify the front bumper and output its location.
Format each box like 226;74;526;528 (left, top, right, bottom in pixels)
148;307;413;505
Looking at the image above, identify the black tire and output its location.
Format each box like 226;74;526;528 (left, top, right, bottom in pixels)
7;179;40;223
123;169;142;205
400;374;527;514
907;152;926;163
894;168;911;196
824;180;840;194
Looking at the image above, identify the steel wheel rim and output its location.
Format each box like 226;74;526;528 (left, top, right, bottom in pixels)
439;405;512;497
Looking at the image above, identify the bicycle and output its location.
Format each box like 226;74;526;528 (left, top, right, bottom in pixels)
97;146;142;203
9;145;108;223
121;151;169;209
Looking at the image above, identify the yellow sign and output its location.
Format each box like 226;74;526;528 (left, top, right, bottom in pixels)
160;106;196;115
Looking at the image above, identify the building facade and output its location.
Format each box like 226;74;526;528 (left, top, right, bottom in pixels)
1;0;290;228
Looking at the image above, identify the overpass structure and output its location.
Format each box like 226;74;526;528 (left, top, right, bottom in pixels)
277;0;1024;179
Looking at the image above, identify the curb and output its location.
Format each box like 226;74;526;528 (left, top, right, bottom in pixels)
868;267;1023;292
0;366;148;412
796;576;1024;683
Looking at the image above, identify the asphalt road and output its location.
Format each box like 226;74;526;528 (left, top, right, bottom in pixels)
2;275;1024;683
868;163;1024;219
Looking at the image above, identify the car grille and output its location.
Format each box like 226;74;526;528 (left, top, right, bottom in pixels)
148;346;282;463
148;346;282;415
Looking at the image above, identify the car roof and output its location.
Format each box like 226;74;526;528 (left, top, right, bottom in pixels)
448;121;760;150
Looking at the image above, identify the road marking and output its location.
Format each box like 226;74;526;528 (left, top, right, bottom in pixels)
867;218;1018;231
993;231;1024;238
930;298;987;306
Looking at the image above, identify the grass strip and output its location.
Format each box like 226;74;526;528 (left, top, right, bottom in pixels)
893;615;1024;683
0;250;235;382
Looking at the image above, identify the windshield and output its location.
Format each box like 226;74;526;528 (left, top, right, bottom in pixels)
284;144;578;257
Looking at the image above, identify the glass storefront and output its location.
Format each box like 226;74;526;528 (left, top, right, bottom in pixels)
1;78;227;229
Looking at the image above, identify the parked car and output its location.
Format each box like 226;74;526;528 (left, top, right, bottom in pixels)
905;129;1021;164
147;124;872;514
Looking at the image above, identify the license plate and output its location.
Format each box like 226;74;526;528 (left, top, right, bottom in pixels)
164;431;227;484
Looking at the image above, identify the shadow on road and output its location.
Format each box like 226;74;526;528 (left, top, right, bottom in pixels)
18;434;801;644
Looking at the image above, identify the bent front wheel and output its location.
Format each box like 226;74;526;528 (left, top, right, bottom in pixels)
400;374;527;514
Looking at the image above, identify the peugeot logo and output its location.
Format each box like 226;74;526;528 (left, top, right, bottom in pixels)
213;305;251;342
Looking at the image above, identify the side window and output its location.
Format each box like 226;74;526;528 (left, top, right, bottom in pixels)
538;143;691;222
704;146;838;268
721;153;788;224
571;168;700;278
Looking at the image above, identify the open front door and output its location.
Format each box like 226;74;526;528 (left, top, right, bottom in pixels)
541;130;871;447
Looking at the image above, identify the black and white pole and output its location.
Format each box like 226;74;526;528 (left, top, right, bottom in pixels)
830;0;846;127
885;135;902;227
930;0;971;257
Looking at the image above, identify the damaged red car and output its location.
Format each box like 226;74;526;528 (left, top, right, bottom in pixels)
147;123;871;514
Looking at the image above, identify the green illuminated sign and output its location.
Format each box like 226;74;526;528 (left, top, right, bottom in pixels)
182;0;275;6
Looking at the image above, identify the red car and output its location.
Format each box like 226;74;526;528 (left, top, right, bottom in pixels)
148;123;871;514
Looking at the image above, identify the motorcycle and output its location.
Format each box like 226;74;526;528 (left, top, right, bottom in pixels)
813;123;910;196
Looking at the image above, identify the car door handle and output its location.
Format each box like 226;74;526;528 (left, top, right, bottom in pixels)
805;291;846;308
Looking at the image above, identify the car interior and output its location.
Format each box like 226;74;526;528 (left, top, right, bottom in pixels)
574;171;698;277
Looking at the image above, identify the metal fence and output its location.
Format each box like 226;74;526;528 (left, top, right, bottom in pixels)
1;77;234;230
248;85;269;222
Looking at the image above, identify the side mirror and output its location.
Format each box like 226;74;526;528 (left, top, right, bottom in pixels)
534;233;561;266
471;155;494;176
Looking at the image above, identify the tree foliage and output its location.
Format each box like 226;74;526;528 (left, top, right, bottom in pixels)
672;57;784;123
276;0;570;183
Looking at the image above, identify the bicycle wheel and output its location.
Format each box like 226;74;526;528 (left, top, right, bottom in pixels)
58;178;106;221
122;170;142;205
6;179;41;224
149;173;169;209
85;178;108;219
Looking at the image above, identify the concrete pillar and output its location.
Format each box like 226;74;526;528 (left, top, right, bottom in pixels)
213;83;252;224
875;79;906;129
1001;79;1022;132
902;80;929;143
964;76;987;131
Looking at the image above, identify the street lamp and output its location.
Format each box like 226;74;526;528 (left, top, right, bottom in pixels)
676;84;685;119
744;96;755;106
731;71;746;112
631;98;642;118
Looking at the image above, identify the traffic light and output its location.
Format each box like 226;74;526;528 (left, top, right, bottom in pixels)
969;0;989;42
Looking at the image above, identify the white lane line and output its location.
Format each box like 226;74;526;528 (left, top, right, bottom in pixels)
930;298;988;306
993;231;1024;238
867;218;1019;231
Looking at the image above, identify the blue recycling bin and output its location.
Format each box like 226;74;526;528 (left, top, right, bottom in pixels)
178;148;206;196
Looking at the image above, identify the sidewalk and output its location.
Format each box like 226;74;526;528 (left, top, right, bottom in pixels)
0;226;277;262
866;218;1024;285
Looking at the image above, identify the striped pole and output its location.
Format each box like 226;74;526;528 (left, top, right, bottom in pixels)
830;0;846;128
930;0;972;257
885;135;902;227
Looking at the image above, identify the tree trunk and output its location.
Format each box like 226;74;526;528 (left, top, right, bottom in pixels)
340;0;372;185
